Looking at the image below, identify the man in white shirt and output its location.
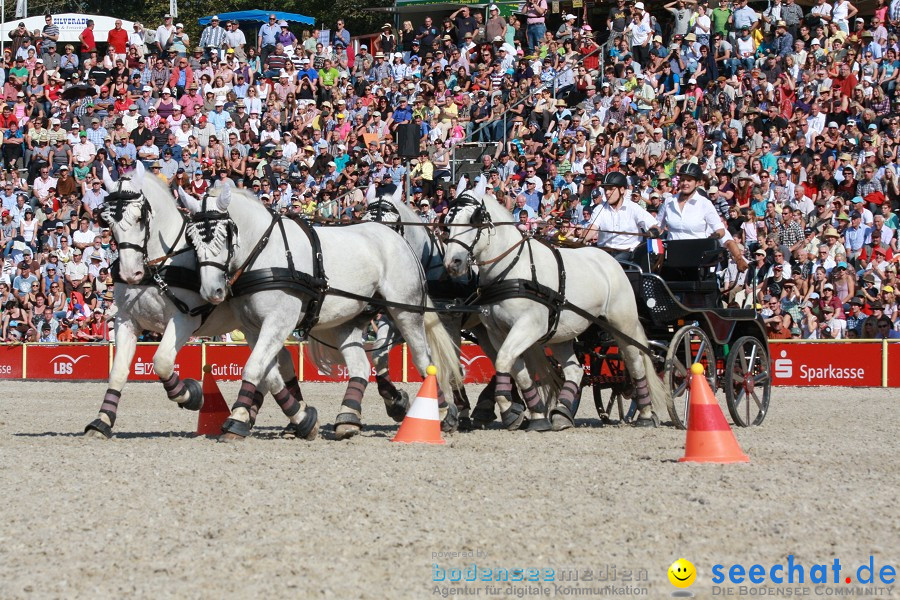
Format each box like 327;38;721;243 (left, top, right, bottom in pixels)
72;217;96;250
587;171;659;260
32;166;57;203
72;132;96;164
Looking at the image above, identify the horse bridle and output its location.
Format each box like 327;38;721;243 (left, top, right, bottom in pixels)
445;193;492;265
187;199;239;274
102;177;190;269
364;199;404;236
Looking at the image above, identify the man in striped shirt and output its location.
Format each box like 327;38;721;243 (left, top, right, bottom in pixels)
40;14;59;60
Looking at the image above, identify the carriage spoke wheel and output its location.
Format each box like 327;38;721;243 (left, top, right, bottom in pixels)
725;336;771;427
664;325;715;430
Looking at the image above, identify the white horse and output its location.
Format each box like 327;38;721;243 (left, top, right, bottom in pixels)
443;177;668;429
88;163;316;440
359;184;559;430
180;185;462;441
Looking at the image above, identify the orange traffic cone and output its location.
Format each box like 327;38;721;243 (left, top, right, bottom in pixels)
196;365;231;436
392;365;444;445
679;363;750;464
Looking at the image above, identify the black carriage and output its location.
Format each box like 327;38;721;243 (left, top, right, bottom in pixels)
577;238;771;429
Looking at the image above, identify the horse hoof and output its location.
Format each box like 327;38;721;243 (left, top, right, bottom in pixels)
526;417;552;432
285;406;318;441
551;413;574;431
632;413;660;428
334;423;360;440
385;390;409;422
471;407;496;428
217;432;247;443
84;418;113;439
458;416;473;432
84;428;110;440
500;403;526;431
441;403;459;433
550;404;575;431
177;379;204;411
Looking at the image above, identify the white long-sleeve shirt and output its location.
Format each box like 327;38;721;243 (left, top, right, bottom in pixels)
657;190;732;244
590;199;658;250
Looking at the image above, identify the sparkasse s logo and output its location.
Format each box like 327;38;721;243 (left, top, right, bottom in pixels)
774;350;792;378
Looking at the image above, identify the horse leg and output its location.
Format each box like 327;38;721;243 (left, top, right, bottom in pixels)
155;314;204;411
446;319;472;431
619;343;661;428
490;319;549;431
220;316;293;442
327;324;374;441
371;315;409;422
244;331;318;440
85;318;137;439
547;341;583;431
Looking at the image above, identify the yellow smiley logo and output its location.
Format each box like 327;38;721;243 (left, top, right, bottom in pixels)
668;558;696;588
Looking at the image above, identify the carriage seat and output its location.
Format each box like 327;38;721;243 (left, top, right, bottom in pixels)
660;239;724;305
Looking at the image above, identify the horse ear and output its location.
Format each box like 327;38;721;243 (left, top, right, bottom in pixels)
391;184;403;204
133;161;145;187
216;185;232;212
474;175;487;198
454;176;468;198
101;167;115;191
365;183;376;202
178;187;202;214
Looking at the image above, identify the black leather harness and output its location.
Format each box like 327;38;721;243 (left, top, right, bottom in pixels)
213;212;329;337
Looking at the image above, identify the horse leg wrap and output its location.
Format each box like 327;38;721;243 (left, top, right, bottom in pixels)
471;376;497;428
285;377;304;403
523;384;551;432
248;391;264;427
161;372;185;401
630;376;658;428
274;387;301;418
85;389;121;437
437;388;448;409
495;372;525;430
221;381;257;437
335;376;367;427
100;389;121;427
494;372;514;402
633;377;651;408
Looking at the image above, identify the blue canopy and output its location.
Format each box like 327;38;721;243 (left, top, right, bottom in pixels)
198;10;315;26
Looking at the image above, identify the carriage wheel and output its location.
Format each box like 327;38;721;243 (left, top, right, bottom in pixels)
664;325;716;430
724;336;771;427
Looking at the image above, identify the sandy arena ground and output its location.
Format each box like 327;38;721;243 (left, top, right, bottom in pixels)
0;381;897;599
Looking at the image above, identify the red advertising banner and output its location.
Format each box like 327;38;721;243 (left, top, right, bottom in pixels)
301;344;403;383
769;341;883;387
124;344;203;382
204;344;253;381
404;343;494;384
26;344;111;380
203;344;301;382
0;344;23;379
887;342;900;388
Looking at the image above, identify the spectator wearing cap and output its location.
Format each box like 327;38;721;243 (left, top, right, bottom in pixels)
844;211;867;265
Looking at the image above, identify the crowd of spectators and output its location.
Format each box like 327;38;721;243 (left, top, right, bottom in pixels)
1;2;900;343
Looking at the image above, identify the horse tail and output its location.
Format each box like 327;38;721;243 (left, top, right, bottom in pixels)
424;301;463;395
306;336;344;377
522;344;563;404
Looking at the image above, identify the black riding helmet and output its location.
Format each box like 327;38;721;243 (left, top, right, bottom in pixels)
601;171;628;187
678;163;704;180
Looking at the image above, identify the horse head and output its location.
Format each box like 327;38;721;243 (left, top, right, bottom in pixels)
444;175;489;277
183;185;238;304
100;162;149;284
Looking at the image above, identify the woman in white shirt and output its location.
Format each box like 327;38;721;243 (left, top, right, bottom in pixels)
831;0;857;33
657;163;748;270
